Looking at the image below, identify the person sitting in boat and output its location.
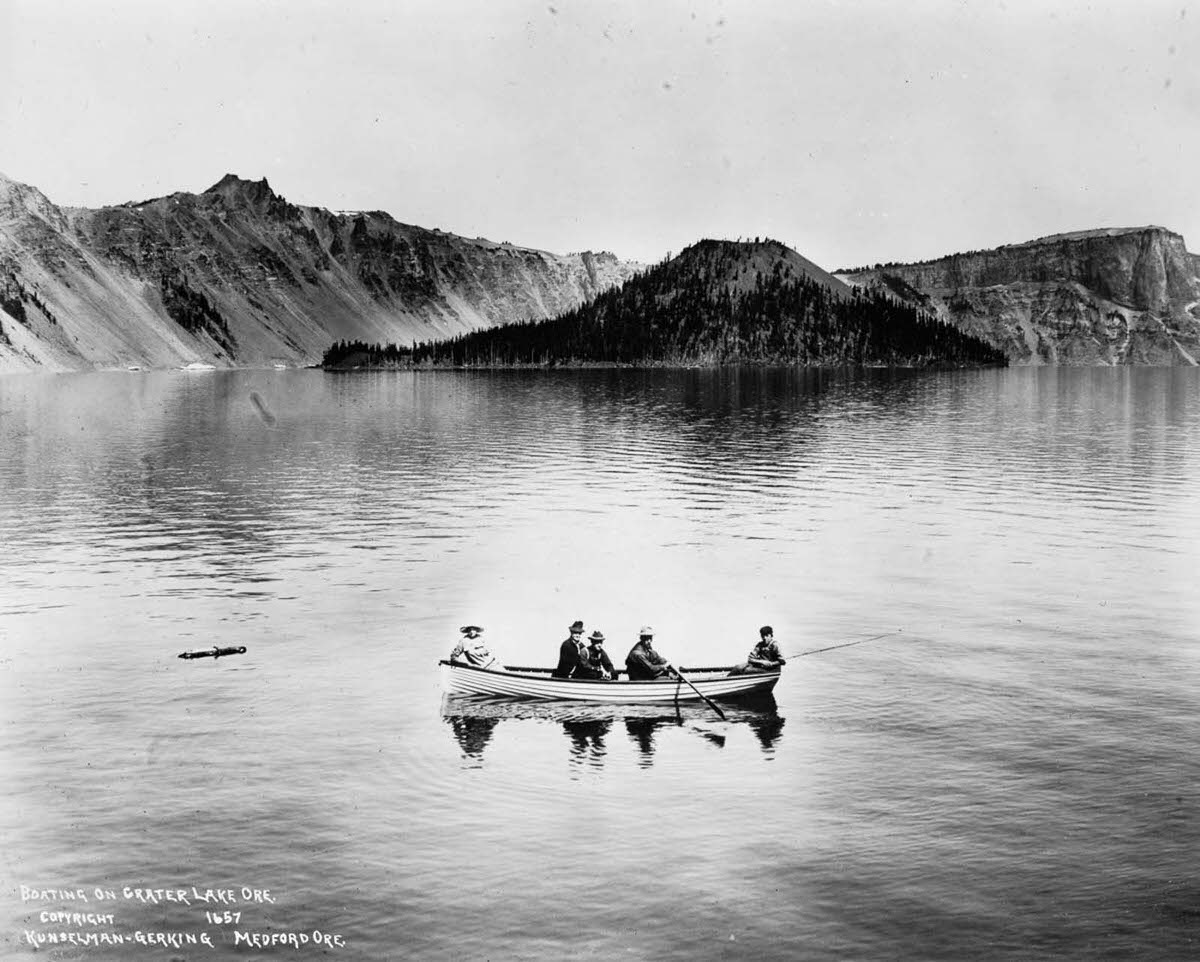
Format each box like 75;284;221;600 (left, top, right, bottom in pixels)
449;625;503;671
574;630;617;680
729;625;786;675
625;626;673;680
552;619;588;678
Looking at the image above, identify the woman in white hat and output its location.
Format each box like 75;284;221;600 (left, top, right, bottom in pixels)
449;625;503;671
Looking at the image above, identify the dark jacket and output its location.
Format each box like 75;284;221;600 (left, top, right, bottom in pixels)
575;644;616;679
625;640;670;680
552;637;587;678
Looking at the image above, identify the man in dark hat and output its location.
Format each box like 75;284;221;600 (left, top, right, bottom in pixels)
625;626;672;680
449;625;503;670
574;630;617;680
552;620;588;678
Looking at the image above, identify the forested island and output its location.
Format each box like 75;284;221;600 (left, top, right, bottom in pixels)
322;239;1008;369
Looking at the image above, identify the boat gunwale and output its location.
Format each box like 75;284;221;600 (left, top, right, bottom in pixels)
438;660;780;685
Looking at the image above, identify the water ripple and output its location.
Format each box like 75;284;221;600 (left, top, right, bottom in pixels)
3;367;1200;961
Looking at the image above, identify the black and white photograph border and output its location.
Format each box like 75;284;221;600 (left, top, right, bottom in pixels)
2;2;1199;960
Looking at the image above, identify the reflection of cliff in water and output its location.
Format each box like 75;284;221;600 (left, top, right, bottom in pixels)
442;693;784;769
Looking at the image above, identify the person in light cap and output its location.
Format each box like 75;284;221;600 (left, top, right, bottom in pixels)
625;625;672;680
449;625;503;671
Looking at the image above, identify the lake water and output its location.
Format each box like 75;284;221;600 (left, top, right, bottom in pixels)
1;366;1199;961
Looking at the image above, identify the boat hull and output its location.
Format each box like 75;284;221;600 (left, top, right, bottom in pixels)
439;660;780;704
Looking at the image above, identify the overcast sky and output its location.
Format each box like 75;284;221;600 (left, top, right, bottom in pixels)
1;0;1196;269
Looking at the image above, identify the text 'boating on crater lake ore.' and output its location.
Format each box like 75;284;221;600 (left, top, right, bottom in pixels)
18;883;349;951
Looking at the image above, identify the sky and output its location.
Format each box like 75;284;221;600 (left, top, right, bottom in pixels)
1;0;1197;269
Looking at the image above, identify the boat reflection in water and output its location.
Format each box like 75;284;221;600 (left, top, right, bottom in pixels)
442;694;784;770
444;714;503;766
562;717;613;768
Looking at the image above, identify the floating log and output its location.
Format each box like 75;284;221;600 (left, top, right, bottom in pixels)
178;646;247;660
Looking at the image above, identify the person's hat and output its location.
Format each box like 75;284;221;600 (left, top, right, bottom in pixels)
460;625;483;634
569;620;584;633
588;630;605;643
639;625;654;637
759;625;773;637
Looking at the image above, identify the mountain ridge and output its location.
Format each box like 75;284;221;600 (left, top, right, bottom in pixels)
0;172;642;373
3;171;1200;370
670;237;852;297
323;237;1006;369
836;226;1200;364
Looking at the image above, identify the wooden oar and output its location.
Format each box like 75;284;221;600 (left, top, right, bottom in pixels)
668;665;726;721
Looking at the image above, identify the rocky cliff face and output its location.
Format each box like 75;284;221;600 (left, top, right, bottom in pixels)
0;173;641;372
836;228;1200;365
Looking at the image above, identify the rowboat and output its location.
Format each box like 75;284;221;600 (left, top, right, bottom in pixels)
439;660;780;704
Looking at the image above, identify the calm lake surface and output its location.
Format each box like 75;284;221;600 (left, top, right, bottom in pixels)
2;366;1199;961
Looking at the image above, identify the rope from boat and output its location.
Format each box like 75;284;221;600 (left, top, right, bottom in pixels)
790;630;900;658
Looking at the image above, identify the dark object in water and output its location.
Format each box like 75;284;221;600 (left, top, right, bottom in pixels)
178;646;247;660
249;391;277;427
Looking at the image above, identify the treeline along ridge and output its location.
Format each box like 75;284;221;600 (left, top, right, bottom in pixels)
322;240;1007;368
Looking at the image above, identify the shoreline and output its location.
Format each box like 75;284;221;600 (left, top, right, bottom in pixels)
320;359;1009;373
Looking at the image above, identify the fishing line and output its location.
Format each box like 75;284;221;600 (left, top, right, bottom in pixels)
789;630;901;659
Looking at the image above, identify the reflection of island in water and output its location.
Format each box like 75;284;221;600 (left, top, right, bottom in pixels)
442;694;784;769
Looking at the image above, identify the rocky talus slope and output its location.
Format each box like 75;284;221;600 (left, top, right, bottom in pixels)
837;228;1200;365
0;173;641;372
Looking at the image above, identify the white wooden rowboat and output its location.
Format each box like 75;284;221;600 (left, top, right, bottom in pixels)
439;660;780;704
